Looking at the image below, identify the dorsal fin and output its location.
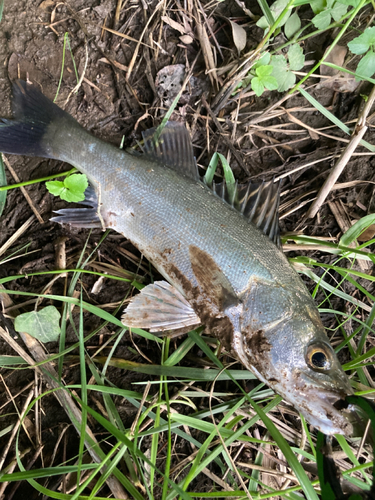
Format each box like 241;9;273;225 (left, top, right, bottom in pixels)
142;122;199;181
209;179;281;248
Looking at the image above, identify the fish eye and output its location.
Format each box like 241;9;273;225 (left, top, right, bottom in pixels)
306;342;333;371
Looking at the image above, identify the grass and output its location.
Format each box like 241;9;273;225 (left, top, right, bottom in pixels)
0;0;375;498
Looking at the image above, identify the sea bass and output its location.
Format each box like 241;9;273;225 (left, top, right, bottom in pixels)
0;80;353;435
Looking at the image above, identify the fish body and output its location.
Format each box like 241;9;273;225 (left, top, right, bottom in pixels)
0;81;354;434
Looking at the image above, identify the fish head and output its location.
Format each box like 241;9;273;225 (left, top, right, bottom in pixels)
230;278;354;435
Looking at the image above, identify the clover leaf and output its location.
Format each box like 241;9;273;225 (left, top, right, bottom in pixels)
46;173;88;202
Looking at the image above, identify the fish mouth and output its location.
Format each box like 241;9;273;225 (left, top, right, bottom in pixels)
292;390;352;435
295;382;354;436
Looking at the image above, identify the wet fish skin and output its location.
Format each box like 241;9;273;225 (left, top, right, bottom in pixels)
0;81;354;435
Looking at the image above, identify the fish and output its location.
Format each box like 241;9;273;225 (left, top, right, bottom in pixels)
0;80;354;435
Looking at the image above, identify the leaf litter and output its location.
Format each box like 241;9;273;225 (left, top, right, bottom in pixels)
0;0;374;498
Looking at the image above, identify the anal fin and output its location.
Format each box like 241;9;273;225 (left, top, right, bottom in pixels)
122;281;201;332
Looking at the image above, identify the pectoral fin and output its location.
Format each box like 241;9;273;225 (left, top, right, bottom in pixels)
122;281;200;332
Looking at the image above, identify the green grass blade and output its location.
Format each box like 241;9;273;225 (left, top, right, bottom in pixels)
246;398;319;500
93;356;255;381
340;214;375;246
298;87;375;152
204;152;219;185
0;154;6;217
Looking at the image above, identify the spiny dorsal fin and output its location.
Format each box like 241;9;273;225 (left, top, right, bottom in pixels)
209;179;281;248
122;281;200;332
142;122;199;181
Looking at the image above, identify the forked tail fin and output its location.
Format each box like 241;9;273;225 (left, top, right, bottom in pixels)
0;80;75;159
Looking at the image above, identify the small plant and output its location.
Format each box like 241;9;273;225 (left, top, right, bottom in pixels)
240;47;305;96
14;306;61;343
348;26;375;80
310;0;350;30
46;173;88;202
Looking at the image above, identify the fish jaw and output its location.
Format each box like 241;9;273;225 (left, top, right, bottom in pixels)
269;371;354;436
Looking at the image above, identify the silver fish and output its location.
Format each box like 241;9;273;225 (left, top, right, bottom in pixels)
0;80;354;435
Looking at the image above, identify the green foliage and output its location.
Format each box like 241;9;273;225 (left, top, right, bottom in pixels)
311;0;348;30
14;305;61;343
251;64;278;96
285;11;301;38
243;44;305;96
46;173;88;202
348;27;375;80
256;0;291;30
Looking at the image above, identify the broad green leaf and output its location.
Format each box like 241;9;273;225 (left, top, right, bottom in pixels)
271;55;295;91
256;64;274;77
356;50;375;80
348;27;375;55
263;75;278;90
310;0;326;14
45;180;65;197
288;43;305;70
59;187;80;203
14;305;61;342
256;15;269;30
271;54;288;73
278;70;295;91
253;51;271;68
312;9;332;30
64;173;88;197
340;214;375;246
46;174;88;202
331;1;348;21
285;12;301;39
251;77;265;96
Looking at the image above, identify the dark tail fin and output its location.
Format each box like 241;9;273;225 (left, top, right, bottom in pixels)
0;80;73;159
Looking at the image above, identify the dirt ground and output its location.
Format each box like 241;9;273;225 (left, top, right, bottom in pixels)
0;0;375;498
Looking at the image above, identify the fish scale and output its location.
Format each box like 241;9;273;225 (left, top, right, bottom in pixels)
0;80;357;435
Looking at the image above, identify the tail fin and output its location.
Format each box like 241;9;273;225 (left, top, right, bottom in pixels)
0;80;73;159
